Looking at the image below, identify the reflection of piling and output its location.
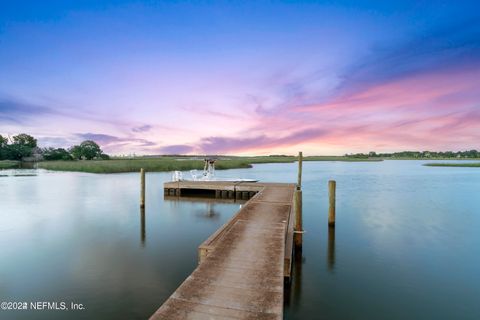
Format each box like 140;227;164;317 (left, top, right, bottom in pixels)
140;207;146;246
328;180;336;227
140;168;145;208
328;226;335;270
293;248;303;305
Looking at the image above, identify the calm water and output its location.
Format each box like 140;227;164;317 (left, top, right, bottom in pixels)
1;161;479;319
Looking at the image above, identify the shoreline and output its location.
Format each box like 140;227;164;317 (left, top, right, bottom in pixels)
0;160;20;169
4;157;480;173
424;162;480;168
35;156;381;174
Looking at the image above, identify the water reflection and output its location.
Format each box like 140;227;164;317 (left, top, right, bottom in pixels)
196;203;219;219
292;248;304;309
164;195;247;221
3;161;480;320
328;226;335;271
140;207;146;247
164;195;246;205
0;168;37;176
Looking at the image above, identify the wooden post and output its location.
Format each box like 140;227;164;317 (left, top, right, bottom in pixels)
294;189;303;248
297;151;303;190
294;151;303;249
140;168;145;208
328;180;336;227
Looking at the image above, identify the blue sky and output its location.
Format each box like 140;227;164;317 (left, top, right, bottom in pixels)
1;1;479;155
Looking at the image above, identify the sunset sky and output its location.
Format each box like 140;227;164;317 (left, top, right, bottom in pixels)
1;1;479;155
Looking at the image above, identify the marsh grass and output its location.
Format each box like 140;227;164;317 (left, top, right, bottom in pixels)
304;156;383;162
0;160;19;169
37;155;382;173
424;162;480;168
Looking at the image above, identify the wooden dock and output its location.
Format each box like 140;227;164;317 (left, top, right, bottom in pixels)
150;181;297;320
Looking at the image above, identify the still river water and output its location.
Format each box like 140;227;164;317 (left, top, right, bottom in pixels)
0;160;479;319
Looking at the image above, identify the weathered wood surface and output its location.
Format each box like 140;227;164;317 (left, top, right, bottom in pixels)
328;180;336;227
150;181;295;320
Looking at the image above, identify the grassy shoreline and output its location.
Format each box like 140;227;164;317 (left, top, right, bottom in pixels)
33;156;480;173
424;162;480;168
0;160;20;169
36;156;382;173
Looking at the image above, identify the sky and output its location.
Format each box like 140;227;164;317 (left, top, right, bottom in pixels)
0;0;479;155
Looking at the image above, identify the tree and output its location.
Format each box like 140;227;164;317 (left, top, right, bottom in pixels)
69;145;83;160
0;134;9;160
43;147;72;161
3;134;37;160
69;140;105;160
80;140;102;160
0;135;7;148
12;133;37;148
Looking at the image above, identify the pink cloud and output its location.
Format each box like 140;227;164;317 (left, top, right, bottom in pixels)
182;64;480;154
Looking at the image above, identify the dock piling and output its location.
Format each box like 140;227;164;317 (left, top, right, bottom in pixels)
140;168;145;208
328;180;336;226
294;151;303;249
297;151;303;189
294;189;303;248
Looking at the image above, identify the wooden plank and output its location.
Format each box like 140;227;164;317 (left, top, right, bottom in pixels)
152;181;296;320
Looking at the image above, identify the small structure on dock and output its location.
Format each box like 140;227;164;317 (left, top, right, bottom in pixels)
171;158;258;182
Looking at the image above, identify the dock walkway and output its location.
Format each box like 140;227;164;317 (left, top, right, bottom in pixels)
150;181;296;320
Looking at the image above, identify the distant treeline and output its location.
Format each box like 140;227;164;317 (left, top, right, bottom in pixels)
0;133;109;161
346;150;480;159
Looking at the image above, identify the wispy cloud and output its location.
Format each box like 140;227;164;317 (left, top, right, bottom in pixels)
198;128;327;154
2;3;480;155
158;144;195;154
336;18;480;95
131;125;152;133
0;99;54;124
75;133;157;153
37;136;73;148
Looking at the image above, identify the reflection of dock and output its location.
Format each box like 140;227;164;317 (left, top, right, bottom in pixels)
163;195;247;205
150;181;296;320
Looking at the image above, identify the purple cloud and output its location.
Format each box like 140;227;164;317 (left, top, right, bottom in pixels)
199;128;327;154
37;136;73;148
76;133;156;148
0;99;54;124
158;144;195;154
132;125;152;133
337;18;480;95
